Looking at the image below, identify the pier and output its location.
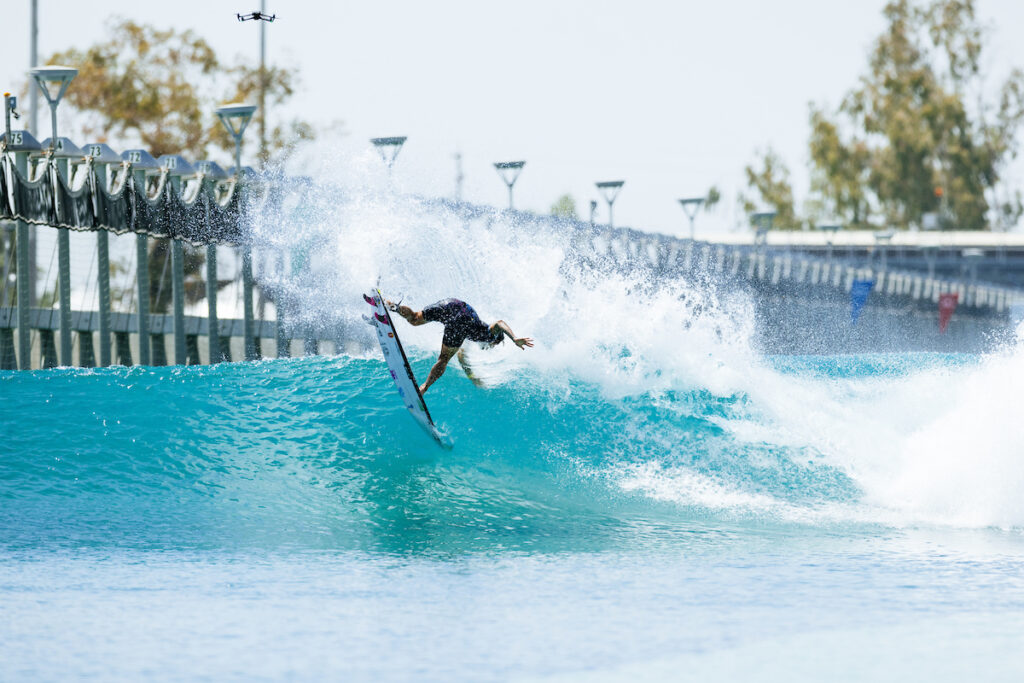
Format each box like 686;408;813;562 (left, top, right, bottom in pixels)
4;127;1024;369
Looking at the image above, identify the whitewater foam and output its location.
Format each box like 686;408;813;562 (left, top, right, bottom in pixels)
242;155;1024;532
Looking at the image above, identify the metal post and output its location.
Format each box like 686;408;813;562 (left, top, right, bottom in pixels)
15;152;31;369
242;245;256;360
135;234;151;364
55;159;72;366
160;168;188;365
259;0;266;167
494;161;525;211
171;239;186;364
33;67;77;366
215;105;257;359
96;230;112;365
29;0;39;309
679;198;704;241
275;252;288;358
29;1;38;135
134;168;151;366
206;241;220;363
238;137;256;359
596;181;624;230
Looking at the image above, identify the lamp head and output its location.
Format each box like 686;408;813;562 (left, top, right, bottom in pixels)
370;136;407;167
596;180;625;203
215;102;258;142
493;160;525;187
678;197;705;219
30;66;78;106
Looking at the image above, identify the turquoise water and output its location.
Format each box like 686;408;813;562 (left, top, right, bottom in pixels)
4;352;1024;681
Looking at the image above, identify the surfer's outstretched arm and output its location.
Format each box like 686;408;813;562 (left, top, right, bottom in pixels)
490;320;534;349
391;302;426;326
420;344;458;394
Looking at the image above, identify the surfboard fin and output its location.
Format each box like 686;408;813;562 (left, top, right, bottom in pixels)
361;314;377;327
363;293;377;306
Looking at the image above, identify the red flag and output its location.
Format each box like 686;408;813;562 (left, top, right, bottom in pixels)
938;293;958;333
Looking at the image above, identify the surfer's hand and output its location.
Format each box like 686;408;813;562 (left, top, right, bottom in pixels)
514;337;534;349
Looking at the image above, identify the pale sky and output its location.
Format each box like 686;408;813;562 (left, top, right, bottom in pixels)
4;0;1024;236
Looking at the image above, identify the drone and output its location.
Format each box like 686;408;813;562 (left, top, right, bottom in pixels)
237;11;276;22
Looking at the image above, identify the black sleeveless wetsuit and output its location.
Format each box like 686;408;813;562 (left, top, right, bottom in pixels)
422;299;503;348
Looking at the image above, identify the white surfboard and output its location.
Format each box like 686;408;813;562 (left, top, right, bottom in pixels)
363;289;449;448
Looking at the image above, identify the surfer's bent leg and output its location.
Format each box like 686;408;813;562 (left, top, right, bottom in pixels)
420;344;458;394
457;348;471;373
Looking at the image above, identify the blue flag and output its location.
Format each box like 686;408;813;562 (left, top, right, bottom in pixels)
850;279;874;325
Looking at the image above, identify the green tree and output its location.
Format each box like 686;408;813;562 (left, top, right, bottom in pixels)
47;19;321;313
705;185;722;212
807;106;873;229
740;148;800;229
808;0;1024;230
550;194;578;219
47;18;317;163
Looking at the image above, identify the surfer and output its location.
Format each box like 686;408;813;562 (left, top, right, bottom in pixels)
388;298;534;394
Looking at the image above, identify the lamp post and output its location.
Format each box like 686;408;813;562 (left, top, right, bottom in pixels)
31;65;77;367
596;181;624;228
493;161;525;210
371;136;407;175
28;2;40;311
237;4;276;167
678;197;705;241
216;102;258;361
3;94;41;370
31;66;76;145
751;211;776;247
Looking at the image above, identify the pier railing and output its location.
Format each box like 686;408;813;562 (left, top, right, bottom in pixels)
0;130;291;370
574;227;1023;315
3;130;1023;370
